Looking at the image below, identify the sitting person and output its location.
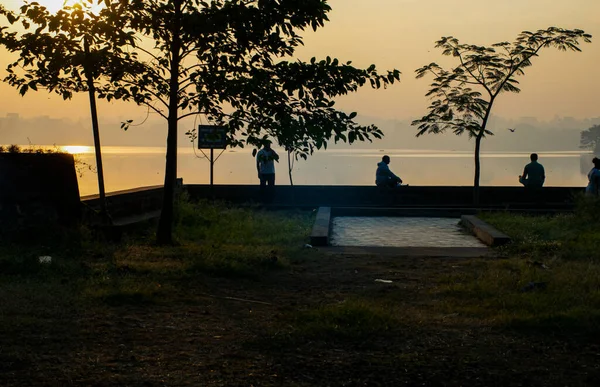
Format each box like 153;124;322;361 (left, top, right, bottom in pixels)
519;153;545;188
376;155;402;188
586;157;600;196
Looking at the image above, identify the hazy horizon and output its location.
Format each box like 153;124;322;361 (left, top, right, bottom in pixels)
0;0;598;126
1;0;599;191
2;113;599;153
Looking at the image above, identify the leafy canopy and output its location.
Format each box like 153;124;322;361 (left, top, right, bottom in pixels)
412;27;592;139
104;0;400;158
0;0;135;99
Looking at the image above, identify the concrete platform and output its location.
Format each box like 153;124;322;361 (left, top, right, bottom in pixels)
332;207;477;218
310;207;510;250
320;246;491;258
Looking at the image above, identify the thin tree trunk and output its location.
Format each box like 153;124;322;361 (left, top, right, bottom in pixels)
84;39;109;223
473;100;494;207
156;0;182;245
473;134;483;206
287;149;294;186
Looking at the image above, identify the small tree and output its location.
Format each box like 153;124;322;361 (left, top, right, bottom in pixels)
0;1;134;220
580;124;600;155
104;0;400;244
270;126;309;187
412;27;591;203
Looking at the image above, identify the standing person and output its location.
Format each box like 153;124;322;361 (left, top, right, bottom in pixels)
256;141;279;202
586;157;600;196
519;153;545;188
376;155;403;188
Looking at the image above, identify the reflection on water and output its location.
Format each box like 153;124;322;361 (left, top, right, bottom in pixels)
49;146;593;196
61;145;91;155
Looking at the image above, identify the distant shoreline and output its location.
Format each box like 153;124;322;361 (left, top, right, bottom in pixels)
1;144;595;157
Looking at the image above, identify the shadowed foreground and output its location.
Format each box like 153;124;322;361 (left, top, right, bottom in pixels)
1;201;599;386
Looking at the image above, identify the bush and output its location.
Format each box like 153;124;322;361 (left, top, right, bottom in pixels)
0;144;65;154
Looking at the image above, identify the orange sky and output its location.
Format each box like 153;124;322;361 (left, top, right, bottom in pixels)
0;0;598;122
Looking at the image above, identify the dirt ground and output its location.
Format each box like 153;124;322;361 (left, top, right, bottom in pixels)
2;252;599;386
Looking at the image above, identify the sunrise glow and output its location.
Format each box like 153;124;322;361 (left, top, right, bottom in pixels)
35;0;103;14
61;145;92;154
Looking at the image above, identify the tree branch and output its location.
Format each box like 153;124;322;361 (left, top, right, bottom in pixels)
492;40;547;98
178;110;209;121
120;78;169;109
144;101;168;120
456;48;492;97
134;44;164;64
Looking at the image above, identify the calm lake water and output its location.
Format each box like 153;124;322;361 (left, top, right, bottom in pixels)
56;146;593;196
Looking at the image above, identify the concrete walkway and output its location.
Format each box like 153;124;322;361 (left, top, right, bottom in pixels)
319;246;491;258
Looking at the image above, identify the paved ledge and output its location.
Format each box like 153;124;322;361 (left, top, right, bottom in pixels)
320;246;491;258
460;215;511;247
186;184;581;210
332;207;477;218
310;207;331;247
81;185;163;201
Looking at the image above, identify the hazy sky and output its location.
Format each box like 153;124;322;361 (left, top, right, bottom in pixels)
0;0;598;123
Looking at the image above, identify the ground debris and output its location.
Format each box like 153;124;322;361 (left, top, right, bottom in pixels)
521;281;548;292
526;260;550;270
198;293;273;306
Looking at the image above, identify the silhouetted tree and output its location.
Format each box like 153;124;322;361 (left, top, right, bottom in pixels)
412;27;591;204
580;124;600;155
0;0;135;221
104;0;400;244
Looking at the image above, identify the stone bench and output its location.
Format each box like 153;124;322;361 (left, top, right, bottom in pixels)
460;215;511;247
310;207;331;246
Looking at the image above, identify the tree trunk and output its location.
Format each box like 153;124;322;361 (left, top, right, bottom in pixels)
156;0;182;245
84;39;109;224
473;100;494;207
287;150;294;186
473;134;483;206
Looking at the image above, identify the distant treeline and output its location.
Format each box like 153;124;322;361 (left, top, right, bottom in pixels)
1;113;599;152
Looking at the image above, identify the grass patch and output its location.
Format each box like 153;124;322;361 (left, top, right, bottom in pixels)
175;197;313;246
428;197;600;337
283;299;400;341
1;199;315;311
432;259;600;336
0;241;92;278
172;197;315;277
480;196;600;261
86;280;165;306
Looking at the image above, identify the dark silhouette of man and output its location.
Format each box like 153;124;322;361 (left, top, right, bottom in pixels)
256;141;279;201
376;155;402;188
519;153;545;188
586;157;600;196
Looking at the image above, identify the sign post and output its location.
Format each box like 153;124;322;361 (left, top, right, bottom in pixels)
197;125;227;186
210;148;214;185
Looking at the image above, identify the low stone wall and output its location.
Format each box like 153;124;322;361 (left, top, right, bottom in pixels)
78;184;582;226
81;185;164;220
186;184;582;209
